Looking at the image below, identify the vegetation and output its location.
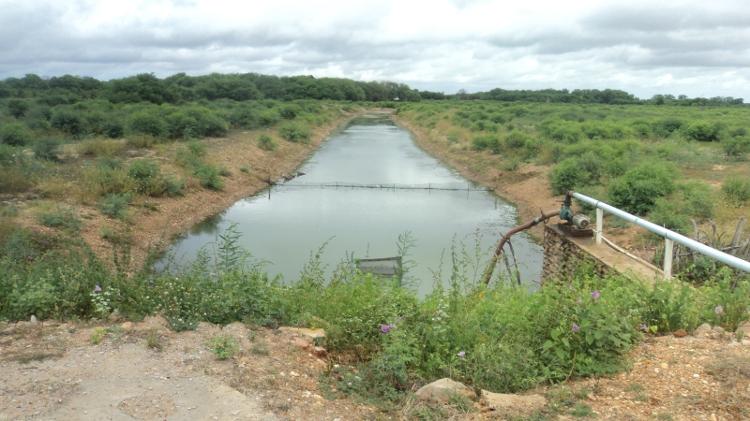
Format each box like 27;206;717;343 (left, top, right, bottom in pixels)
0;225;748;407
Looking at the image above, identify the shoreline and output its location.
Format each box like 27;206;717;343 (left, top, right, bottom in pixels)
82;110;367;271
391;114;560;242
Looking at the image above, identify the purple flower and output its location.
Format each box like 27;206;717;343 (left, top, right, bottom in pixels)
714;305;724;316
571;322;580;333
591;290;601;301
93;284;102;294
457;351;466;358
379;323;395;334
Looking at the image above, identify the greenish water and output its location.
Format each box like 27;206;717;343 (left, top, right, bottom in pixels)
158;115;542;294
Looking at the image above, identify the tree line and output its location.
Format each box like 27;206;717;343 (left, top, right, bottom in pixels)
0;72;744;106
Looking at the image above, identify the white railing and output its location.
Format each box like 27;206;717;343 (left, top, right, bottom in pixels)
571;191;750;279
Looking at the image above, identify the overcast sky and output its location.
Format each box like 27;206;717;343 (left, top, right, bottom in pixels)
1;0;749;98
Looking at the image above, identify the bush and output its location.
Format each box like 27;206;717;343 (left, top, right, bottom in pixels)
722;177;750;206
207;335;239;360
51;109;86;137
278;122;311;143
37;207;81;231
257;134;276;151
677;181;714;220
504;131;530;149
684;121;721;142
194;164;224;190
127;159;163;195
0;123;32;146
652;118;683;137
128;111;166;137
549;155;602;194
78;138;125;157
650;198;690;233
722;137;750;158
32;139;60;161
99;193;131;219
608;163;675;215
471;135;501;153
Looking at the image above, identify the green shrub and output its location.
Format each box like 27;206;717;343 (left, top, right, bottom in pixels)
127;159;163;195
549;156;602;195
677;181;714;220
207;335;240;360
258;109;280;127
128;111;167;137
257;134;276;151
99;193;131;219
722;137;750;158
0;123;32;146
650;198;690;233
652;118;684;137
78;138;125;157
722;177;750;206
51;109;86;137
164;176;185;196
37;207;81;231
684;121;721;142
83;160;135;197
471;135;501;153
504;131;530;149
608;163;675;214
278;122;311;143
104;121;125;138
7;98;29;118
194;164;224;190
32;139;60;161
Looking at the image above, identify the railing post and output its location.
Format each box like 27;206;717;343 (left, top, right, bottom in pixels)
663;238;674;279
595;208;603;245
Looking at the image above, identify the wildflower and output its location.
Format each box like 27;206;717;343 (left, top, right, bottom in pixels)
457;350;466;358
714;305;724;316
571;322;580;333
93;284;102;294
379;323;395;334
591;290;601;301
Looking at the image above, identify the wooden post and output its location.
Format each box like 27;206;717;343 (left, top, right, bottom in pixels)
595;208;603;245
663;238;674;279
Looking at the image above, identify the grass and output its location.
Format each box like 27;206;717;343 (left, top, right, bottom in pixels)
145;328;164;351
90;327;107;345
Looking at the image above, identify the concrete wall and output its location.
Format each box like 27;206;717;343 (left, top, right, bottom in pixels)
541;224;612;282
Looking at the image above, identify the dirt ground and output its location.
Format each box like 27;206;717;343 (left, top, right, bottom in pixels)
0;318;379;421
2;319;749;420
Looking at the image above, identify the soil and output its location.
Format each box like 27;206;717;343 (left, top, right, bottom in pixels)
3;320;748;420
0;318;379;420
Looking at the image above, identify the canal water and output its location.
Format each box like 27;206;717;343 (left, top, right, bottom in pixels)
158;115;542;294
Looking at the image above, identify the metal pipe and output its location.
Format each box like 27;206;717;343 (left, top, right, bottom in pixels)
571;191;750;273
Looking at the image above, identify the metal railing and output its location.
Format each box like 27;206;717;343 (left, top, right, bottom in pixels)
571;191;750;279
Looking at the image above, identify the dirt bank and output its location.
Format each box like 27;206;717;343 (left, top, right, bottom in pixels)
82;110;369;270
392;114;560;241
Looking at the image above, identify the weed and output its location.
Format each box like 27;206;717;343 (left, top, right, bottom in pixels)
570;403;593;417
99;193;131;219
207;335;239;360
258;134;277;151
90;327;107;345
722;177;750;206
37;207;81;232
146;329;164;351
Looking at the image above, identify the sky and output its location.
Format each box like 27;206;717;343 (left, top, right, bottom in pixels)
1;0;749;98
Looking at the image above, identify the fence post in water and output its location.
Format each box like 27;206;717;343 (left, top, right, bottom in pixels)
595;208;603;245
663;238;674;279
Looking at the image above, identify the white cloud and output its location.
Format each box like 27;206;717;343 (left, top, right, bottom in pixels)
1;0;749;98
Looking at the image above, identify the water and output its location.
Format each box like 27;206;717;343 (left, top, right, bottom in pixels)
157;115;542;294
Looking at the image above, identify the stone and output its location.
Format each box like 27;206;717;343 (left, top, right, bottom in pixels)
693;323;713;338
279;327;326;341
736;321;750;339
415;378;476;404
712;326;725;338
195;322;220;335
673;329;688;338
30;315;38;325
481;390;547;416
108;310;123;322
120;322;134;331
312;346;327;357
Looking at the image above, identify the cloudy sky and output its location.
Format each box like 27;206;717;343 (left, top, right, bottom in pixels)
1;0;749;98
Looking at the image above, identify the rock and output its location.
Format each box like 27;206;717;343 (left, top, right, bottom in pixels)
222;322;249;338
140;315;169;330
312;346;327;357
415;378;476;404
30;315;38;325
481;391;547;416
108;310;123;322
673;329;688;338
712;326;725;338
693;323;713;338
279;327;326;345
292;338;311;350
120;322;134;331
736;321;750;339
195;322;220;335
